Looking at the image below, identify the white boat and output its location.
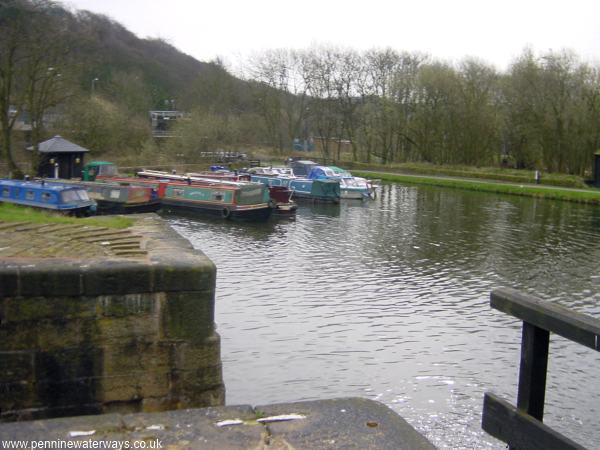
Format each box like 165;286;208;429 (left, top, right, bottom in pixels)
308;166;377;199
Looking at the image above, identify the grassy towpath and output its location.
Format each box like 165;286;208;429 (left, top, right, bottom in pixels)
0;203;134;228
353;170;600;205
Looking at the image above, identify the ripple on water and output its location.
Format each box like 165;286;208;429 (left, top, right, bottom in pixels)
168;184;600;449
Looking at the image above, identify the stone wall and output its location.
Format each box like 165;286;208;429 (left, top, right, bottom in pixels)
0;215;224;421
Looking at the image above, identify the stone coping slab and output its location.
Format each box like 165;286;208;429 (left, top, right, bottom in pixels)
0;214;216;297
0;398;435;450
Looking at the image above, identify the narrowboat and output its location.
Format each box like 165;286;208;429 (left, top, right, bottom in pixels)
0;179;97;216
137;169;251;183
82;161;119;181
137;169;297;215
100;176;272;221
307;166;376;199
74;181;161;214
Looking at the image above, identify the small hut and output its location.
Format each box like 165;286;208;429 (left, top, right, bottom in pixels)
28;135;89;179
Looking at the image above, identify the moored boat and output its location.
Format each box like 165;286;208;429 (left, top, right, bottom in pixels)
268;185;297;215
138;168;252;183
101;175;272;221
289;160;318;177
307;166;376;199
248;168;340;203
0;179;96;216
137;169;297;216
74;181;160;214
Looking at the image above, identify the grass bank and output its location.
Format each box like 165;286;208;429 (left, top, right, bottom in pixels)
353;171;600;205
0;203;134;228
345;161;588;188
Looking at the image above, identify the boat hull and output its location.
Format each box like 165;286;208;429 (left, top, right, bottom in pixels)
161;198;272;222
340;188;370;200
0;198;96;216
272;203;298;216
251;176;340;203
95;199;162;215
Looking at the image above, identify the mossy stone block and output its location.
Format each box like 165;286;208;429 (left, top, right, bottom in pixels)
0;380;36;411
152;257;216;292
162;291;215;343
0;265;19;297
82;261;152;296
34;347;103;382
2;296;97;322
19;262;83;297
97;293;158;317
0;351;35;383
172;335;222;370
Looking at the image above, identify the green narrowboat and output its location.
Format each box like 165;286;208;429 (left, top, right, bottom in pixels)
100;176;272;221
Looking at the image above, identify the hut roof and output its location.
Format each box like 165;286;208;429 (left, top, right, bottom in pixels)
28;135;90;154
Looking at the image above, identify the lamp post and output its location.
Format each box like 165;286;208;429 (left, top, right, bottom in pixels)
303;107;310;151
91;77;99;94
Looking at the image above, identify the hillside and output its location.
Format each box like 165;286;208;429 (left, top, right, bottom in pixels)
1;0;260;167
63;7;215;109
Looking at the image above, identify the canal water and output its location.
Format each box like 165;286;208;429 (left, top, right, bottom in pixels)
166;183;600;449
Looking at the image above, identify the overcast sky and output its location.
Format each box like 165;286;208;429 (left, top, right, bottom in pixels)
65;0;600;72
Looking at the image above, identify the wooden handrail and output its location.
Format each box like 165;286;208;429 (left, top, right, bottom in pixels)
491;287;600;351
482;288;599;450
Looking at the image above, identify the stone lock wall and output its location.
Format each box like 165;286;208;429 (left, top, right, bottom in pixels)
0;215;224;421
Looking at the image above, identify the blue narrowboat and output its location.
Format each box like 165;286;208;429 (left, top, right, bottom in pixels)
0;179;97;216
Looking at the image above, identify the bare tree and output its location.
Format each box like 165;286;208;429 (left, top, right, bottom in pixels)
0;0;31;175
0;0;73;176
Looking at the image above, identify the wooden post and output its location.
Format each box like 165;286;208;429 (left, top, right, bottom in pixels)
516;322;550;420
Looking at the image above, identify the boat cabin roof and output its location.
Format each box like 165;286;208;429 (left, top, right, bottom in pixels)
86;161;115;167
328;166;352;175
0;179;85;192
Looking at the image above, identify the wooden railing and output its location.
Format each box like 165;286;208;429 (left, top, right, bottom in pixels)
482;287;600;450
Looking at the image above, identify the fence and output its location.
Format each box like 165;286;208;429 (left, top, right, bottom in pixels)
482;287;599;450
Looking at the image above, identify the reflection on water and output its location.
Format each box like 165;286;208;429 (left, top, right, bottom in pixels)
166;184;600;449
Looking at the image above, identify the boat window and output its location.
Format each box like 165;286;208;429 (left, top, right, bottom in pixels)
238;186;264;205
99;165;117;176
173;188;184;197
41;192;53;202
25;190;34;200
76;190;90;200
61;190;78;203
213;192;224;201
110;189;121;199
2;188;9;197
324;169;335;176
